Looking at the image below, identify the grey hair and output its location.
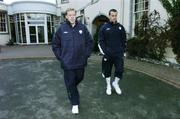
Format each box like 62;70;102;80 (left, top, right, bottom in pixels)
65;8;77;15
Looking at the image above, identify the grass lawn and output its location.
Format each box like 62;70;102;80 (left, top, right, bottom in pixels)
0;59;179;119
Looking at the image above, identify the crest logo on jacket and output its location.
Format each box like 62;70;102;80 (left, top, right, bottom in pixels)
63;31;68;34
119;27;121;30
106;28;110;31
79;30;83;34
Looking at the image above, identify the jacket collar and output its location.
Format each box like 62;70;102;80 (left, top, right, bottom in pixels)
66;20;78;28
109;21;118;26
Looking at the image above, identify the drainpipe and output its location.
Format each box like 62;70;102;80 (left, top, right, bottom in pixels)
121;0;124;25
129;0;133;38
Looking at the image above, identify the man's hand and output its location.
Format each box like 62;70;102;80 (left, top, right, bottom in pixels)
124;53;127;57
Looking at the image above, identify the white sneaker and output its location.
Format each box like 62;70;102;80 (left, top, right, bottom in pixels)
72;105;79;114
112;81;122;95
106;85;112;95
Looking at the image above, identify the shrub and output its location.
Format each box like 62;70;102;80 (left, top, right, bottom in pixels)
127;10;169;61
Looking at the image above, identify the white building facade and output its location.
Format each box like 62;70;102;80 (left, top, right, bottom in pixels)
0;0;177;63
0;1;59;45
56;0;169;37
0;0;170;45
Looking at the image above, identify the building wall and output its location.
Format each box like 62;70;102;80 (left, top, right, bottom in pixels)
56;0;90;12
57;0;131;37
0;34;9;45
122;0;132;38
0;1;6;10
83;0;126;34
149;0;168;25
8;1;57;15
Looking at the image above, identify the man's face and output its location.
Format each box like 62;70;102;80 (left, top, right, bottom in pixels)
65;10;76;25
109;11;118;23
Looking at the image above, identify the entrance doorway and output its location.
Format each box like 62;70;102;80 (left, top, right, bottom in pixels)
92;15;109;52
29;25;45;44
92;15;109;35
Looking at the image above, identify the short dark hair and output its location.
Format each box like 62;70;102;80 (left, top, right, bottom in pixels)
109;9;117;15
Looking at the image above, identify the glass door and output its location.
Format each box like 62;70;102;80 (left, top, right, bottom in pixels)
29;26;37;43
38;26;45;43
29;25;45;44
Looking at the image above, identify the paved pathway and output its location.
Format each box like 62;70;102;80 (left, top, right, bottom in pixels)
0;59;180;119
0;45;53;59
0;45;180;88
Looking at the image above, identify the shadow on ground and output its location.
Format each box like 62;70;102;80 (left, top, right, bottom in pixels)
0;59;180;119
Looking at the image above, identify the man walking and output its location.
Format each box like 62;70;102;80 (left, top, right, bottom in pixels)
52;8;93;114
98;9;127;95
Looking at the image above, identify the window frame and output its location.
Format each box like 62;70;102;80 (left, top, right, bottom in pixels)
0;12;8;33
61;0;69;4
132;0;150;36
134;0;149;23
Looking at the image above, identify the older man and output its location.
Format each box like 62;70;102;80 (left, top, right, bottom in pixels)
52;8;93;114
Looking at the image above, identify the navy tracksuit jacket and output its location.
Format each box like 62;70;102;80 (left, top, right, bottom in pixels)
99;22;126;57
52;21;93;70
98;22;127;78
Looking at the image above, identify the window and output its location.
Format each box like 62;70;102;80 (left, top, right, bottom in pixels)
0;12;8;33
47;14;55;43
9;15;16;43
133;0;149;35
134;0;149;22
61;0;69;4
14;13;26;43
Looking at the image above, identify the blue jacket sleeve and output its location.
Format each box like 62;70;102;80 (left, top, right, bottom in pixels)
52;30;62;60
98;26;106;55
84;26;94;58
